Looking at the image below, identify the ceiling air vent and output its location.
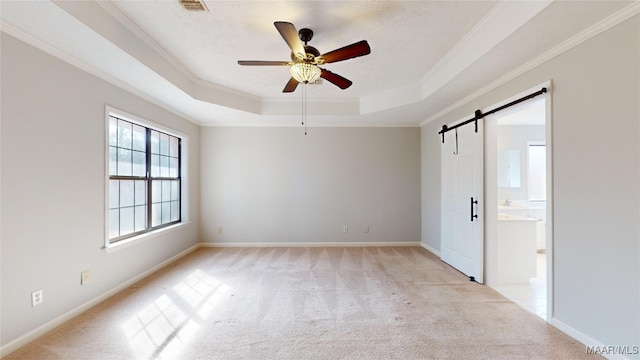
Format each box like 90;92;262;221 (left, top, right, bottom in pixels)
179;0;208;12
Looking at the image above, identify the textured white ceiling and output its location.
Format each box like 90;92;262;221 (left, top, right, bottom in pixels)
108;1;496;98
1;0;636;126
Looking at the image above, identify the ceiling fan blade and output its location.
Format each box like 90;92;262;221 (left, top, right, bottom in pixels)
319;68;352;90
318;40;371;64
274;21;306;61
238;60;290;66
283;77;299;93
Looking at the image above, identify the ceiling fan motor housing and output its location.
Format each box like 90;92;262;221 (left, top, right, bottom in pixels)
290;28;319;63
290;45;320;63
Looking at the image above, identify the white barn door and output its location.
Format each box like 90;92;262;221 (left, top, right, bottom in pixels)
441;120;484;283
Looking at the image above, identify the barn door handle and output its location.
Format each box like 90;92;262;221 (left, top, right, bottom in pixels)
470;197;479;222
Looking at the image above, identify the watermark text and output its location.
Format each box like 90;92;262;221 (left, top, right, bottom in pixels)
586;345;639;355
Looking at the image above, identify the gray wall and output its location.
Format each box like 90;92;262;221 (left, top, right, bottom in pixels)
200;126;421;245
421;15;639;351
420;123;441;254
1;33;201;347
2;10;638;357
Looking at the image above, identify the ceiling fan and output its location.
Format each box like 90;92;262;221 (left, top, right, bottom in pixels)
238;21;371;93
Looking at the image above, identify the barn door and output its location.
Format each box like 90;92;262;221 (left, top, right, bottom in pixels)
441;120;484;283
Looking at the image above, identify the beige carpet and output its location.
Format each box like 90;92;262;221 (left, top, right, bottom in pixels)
6;246;601;359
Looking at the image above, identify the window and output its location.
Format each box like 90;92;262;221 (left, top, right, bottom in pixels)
528;143;546;201
108;114;181;243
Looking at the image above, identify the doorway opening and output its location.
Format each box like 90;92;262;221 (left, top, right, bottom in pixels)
484;88;552;320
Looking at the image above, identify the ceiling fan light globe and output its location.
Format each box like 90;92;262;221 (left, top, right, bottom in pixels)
290;63;321;84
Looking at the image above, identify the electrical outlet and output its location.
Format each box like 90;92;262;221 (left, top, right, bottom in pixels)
217;226;223;234
364;226;370;233
81;269;90;285
32;289;43;307
343;226;348;233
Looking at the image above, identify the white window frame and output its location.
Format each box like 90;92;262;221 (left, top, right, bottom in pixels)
104;106;189;250
527;141;546;202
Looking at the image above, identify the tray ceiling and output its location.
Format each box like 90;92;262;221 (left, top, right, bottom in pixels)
1;1;636;126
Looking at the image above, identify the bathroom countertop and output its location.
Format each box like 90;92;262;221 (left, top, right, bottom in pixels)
498;213;540;221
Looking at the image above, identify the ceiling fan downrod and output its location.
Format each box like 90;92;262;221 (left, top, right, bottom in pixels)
298;28;313;45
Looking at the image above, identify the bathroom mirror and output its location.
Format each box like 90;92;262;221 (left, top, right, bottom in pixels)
498;149;521;188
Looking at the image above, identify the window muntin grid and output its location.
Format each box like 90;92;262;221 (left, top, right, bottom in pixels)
108;115;181;242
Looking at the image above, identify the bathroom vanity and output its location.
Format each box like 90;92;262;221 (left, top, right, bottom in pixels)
496;213;538;283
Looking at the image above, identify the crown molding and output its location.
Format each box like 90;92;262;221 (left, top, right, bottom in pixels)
0;21;204;127
360;0;552;116
419;0;552;98
4;1;636;127
420;2;640;127
93;0;198;86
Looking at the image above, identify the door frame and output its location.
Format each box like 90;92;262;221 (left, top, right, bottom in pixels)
484;81;554;321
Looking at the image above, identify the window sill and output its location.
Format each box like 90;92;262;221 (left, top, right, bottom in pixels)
104;222;191;253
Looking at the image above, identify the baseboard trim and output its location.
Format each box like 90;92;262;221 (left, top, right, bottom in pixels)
199;241;421;248
0;243;200;358
420;242;441;257
550;317;632;360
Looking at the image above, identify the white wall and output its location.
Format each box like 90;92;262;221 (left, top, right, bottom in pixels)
0;33;201;348
201;126;421;245
421;14;639;353
497;125;545;202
